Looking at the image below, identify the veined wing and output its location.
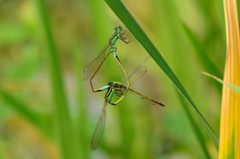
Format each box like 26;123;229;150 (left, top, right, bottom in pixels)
90;100;108;150
122;55;150;86
82;44;111;80
118;55;164;106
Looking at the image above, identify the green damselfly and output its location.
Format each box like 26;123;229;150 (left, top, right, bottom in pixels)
82;26;132;94
90;48;164;150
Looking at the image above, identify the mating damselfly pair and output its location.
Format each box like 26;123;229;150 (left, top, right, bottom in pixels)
82;26;164;150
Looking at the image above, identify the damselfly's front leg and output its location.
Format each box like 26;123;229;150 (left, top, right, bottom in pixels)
119;28;134;44
119;34;133;44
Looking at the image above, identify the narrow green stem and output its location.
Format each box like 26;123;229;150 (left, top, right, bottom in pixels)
35;0;77;158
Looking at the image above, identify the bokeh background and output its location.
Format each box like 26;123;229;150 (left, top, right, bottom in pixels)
0;0;226;158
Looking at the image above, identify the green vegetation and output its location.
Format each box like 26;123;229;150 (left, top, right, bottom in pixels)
0;0;225;158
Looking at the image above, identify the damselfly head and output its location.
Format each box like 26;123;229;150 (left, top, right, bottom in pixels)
114;26;122;32
108;81;114;86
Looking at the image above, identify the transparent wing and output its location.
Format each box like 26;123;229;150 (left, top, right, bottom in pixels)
82;44;111;80
122;55;150;86
90;100;108;150
119;55;164;106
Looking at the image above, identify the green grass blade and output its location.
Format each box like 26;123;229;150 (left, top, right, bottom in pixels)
181;21;223;93
176;89;211;159
72;45;90;159
0;87;51;136
35;0;78;158
0;88;39;124
105;0;219;151
203;72;240;94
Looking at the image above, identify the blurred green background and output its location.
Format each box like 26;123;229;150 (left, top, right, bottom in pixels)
0;0;225;158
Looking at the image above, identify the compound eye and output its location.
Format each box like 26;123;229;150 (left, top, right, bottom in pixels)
108;82;113;86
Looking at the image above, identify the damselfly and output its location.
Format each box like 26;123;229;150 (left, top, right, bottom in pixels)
90;49;164;150
82;26;132;94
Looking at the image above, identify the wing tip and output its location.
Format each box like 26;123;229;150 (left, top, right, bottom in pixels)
90;140;97;151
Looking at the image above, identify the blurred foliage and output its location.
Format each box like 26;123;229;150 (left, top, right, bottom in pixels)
0;0;226;158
